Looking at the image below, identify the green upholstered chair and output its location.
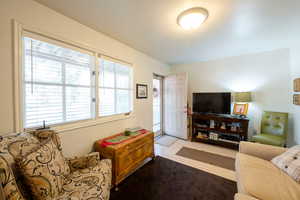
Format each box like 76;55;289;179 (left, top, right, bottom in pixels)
252;111;288;147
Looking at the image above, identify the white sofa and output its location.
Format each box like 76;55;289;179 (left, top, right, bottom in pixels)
235;142;300;200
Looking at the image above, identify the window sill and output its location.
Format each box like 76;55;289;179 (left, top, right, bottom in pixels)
52;113;135;133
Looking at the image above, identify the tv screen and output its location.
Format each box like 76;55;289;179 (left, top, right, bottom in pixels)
193;93;231;114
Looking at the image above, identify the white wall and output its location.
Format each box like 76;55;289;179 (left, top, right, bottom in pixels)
0;0;170;157
290;44;300;145
172;49;295;145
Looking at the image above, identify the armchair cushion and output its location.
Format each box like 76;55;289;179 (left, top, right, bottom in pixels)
57;159;112;200
252;134;285;147
17;139;70;200
67;152;100;172
29;129;62;151
261;112;288;137
0;132;41;200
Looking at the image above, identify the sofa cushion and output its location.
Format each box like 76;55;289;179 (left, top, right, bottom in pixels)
0;132;41;200
272;145;300;182
56;159;112;200
17;139;70;200
236;152;300;200
234;193;259;200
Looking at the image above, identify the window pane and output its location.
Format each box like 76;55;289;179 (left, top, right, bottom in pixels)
99;59;115;88
23;36;94;128
65;64;91;86
98;58;133;117
99;88;115;116
153;79;161;125
24;54;62;84
25;83;63;128
116;89;131;114
116;63;131;89
24;37;91;66
66;87;91;121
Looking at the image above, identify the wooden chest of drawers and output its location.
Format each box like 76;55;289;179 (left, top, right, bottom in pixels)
95;131;154;188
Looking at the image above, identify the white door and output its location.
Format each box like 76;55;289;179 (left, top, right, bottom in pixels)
163;73;188;139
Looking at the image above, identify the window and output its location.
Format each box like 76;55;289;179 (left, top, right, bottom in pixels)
19;29;134;130
99;57;133;116
23;36;95;128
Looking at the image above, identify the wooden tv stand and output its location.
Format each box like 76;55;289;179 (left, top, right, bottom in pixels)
191;113;249;149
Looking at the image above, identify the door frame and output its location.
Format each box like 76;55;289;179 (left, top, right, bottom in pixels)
153;73;164;137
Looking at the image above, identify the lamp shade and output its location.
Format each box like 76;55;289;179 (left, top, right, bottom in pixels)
234;92;252;102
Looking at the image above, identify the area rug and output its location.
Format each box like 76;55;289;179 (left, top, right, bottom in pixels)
176;147;235;171
155;135;177;147
110;156;237;200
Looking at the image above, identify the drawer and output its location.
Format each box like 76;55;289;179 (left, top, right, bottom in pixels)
116;153;133;175
115;135;153;155
142;142;154;156
131;145;145;161
132;142;153;161
128;135;153;151
116;141;153;177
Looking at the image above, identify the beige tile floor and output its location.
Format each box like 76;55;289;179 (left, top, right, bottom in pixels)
155;138;237;181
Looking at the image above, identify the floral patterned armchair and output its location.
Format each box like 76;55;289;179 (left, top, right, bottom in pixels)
0;130;112;200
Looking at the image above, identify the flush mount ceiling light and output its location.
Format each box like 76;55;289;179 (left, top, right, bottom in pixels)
177;7;208;30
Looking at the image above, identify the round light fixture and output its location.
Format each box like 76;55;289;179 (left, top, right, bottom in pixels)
177;7;208;30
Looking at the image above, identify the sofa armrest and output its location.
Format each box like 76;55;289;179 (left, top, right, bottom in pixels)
235;193;260;200
67;152;100;172
239;141;287;161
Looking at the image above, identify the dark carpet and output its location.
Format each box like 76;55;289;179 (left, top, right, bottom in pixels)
110;156;237;200
176;147;235;171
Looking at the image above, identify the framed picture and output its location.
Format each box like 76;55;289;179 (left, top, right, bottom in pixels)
294;78;300;92
233;103;249;115
136;84;148;99
294;94;300;105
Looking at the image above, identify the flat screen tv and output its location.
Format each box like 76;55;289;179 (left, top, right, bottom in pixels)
193;93;231;114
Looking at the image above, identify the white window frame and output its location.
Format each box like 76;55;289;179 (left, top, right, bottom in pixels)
13;21;135;133
22;33;96;128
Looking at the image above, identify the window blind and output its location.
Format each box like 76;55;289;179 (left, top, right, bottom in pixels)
99;58;133;116
23;36;95;128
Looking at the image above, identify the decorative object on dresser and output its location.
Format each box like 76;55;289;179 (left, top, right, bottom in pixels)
136;84;148;98
94;129;154;190
233;92;252;116
192;113;249;150
232;103;249;116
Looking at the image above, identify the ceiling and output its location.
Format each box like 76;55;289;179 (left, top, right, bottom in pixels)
34;0;300;65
